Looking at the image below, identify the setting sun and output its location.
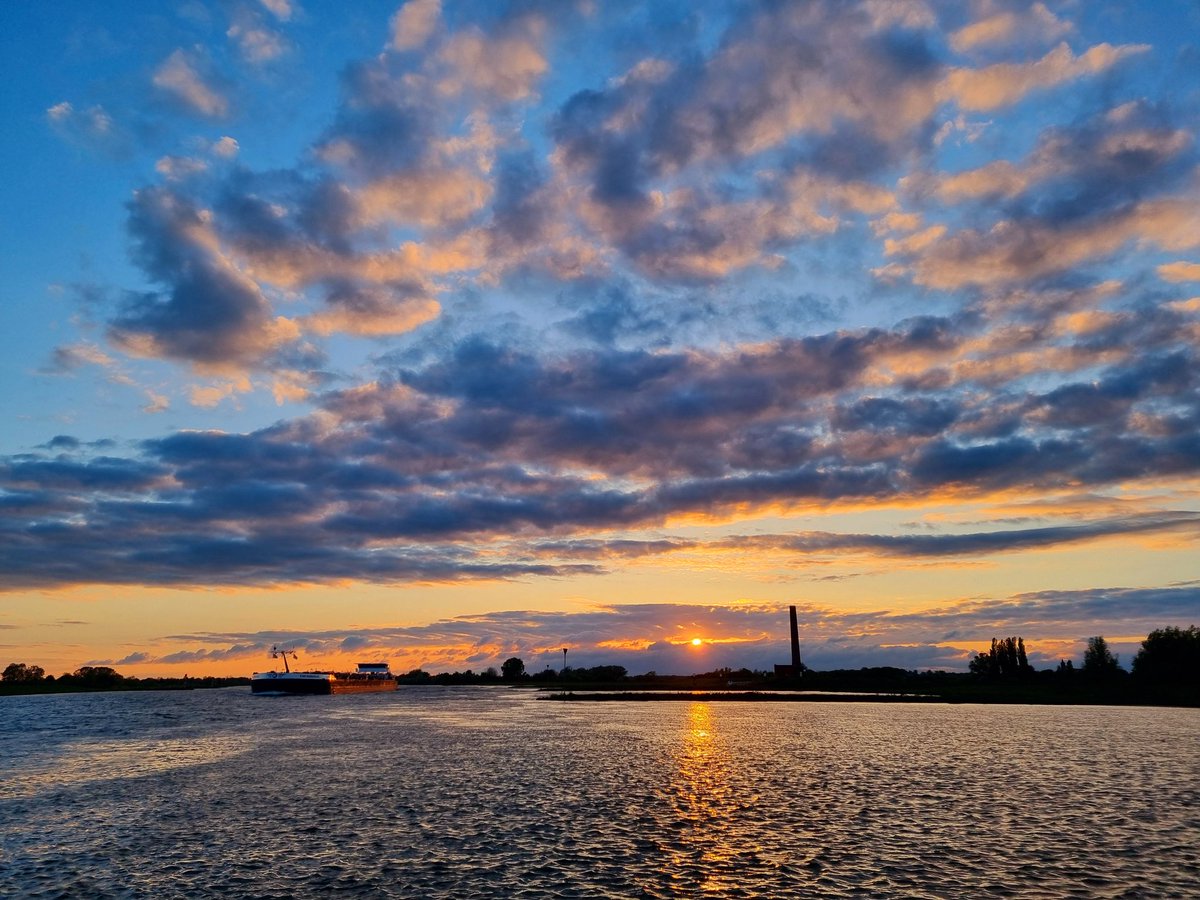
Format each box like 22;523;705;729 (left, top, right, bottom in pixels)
691;638;703;646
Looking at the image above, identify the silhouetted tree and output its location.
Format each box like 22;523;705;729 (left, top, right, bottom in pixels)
2;662;45;683
501;657;526;680
969;637;1035;678
69;666;124;687
1132;626;1199;686
1082;636;1121;678
583;665;627;682
562;665;627;683
1056;659;1075;676
433;669;478;684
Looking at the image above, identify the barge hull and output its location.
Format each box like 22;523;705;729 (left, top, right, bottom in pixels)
251;676;332;695
250;676;396;695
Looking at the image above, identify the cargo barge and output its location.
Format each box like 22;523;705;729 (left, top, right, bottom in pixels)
251;647;396;695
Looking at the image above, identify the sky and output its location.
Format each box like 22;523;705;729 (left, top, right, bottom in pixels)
2;0;1199;679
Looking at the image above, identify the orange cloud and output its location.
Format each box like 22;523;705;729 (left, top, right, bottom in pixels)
597;638;656;651
436;18;548;102
1158;261;1200;282
356;169;493;229
936;160;1029;200
303;294;440;338
390;0;441;51
950;3;1072;53
941;42;1148;112
189;375;253;408
902;194;1200;290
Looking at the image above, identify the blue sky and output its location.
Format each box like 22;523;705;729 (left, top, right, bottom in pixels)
2;0;1199;676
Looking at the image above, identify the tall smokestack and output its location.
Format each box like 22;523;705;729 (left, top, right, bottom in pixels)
789;605;802;671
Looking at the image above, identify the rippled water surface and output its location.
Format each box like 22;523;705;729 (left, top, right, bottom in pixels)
2;688;1197;898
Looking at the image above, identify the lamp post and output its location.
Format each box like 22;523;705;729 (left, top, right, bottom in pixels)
562;647;567;675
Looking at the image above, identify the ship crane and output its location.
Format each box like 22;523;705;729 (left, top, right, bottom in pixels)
269;645;299;673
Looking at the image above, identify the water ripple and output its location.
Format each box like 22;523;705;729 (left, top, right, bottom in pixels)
1;689;1197;898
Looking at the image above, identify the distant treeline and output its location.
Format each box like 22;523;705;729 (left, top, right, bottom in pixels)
5;626;1196;704
396;659;631;685
966;629;1198;687
0;663;249;695
406;627;1199;707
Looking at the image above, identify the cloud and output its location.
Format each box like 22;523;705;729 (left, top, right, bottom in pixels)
46;100;73;123
45;101;129;156
924;104;1192;207
45;343;118;374
314;60;441;178
152;49;229;118
890;98;1200;290
531;511;1200;564
76;1;1178;392
259;0;293;22
155;155;209;181
211;136;240;158
228;20;289;64
540;3;943;284
270;369;320;405
435;17;548;102
226;0;294;63
894;194;1200;290
143;391;171;414
1159;261;1200;283
667;3;942;158
114;651;153;665
302;281;440;337
353;168;493;228
5;293;1200;592
391;0;441;51
42;343;180;409
940;42;1149;112
110;187;301;371
189;376;252;408
717;514;1200;559
950;3;1073;53
2;454;167;492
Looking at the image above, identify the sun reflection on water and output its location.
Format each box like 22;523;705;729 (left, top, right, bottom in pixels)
677;703;728;809
664;702;760;894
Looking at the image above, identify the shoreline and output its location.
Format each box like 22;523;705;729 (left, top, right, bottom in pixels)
0;677;251;697
543;690;940;703
4;679;1195;708
540;688;1198;707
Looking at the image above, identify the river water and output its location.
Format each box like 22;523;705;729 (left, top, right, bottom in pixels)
1;687;1197;898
